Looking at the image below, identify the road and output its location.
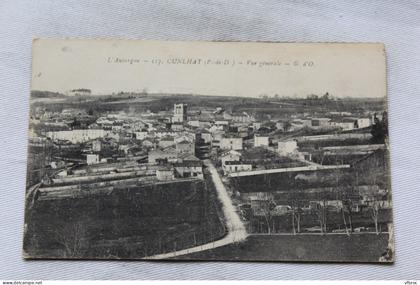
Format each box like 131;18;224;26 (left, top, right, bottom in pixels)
143;159;247;259
228;164;350;177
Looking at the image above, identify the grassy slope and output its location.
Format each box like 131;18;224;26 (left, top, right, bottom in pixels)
176;233;390;262
23;174;226;259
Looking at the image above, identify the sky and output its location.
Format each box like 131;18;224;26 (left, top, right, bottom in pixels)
31;39;386;98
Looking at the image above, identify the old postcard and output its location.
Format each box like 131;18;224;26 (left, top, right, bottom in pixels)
23;39;393;262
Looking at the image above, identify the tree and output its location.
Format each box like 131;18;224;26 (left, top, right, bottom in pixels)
283;121;292;132
370;199;381;234
340;192;358;235
311;200;328;234
291;206;304;235
289;190;305;234
259;196;276;234
322;92;330;101
87;107;95;116
54;221;88;258
339;174;361;234
366;169;385;234
369;186;384;235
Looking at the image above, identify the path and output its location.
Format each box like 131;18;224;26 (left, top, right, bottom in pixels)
227;164;350;178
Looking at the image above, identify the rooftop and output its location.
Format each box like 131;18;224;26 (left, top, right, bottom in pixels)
224;160;253;165
177;139;192;145
173;161;203;167
178;153;200;161
160;136;175;141
220;149;242;157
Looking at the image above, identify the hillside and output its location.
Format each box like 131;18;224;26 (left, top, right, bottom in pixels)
23;174;226;259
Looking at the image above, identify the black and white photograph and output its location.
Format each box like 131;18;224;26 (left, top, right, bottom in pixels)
23;39;393;262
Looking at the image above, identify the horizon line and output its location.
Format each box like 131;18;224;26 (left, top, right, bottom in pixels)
31;90;387;100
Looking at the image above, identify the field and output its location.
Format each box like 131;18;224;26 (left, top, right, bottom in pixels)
177;233;391;262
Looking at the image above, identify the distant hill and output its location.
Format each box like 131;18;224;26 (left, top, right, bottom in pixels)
31;90;66;99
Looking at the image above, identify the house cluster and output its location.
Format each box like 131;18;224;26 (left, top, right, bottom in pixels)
241;184;391;220
218;150;252;174
35;100;382;185
144;104;269;179
286;116;373;132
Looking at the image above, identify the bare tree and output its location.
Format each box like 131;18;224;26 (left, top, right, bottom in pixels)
259;197;276;234
289;190;304;235
367;173;384;235
341;207;350;236
291;207;296;235
261;205;272;234
291;207;303;235
316;200;327;234
313;189;328;234
339;171;362;234
370;199;382;235
340;186;359;234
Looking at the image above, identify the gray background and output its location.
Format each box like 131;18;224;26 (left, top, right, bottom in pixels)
1;0;419;280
